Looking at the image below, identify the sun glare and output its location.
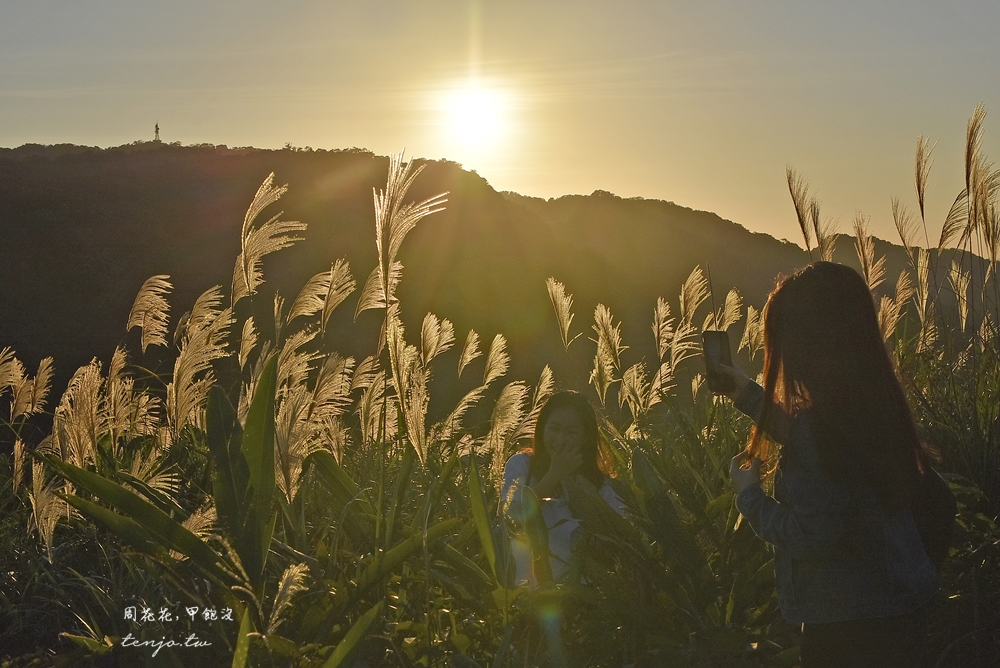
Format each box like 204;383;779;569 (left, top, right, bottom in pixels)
444;86;505;144
438;82;511;153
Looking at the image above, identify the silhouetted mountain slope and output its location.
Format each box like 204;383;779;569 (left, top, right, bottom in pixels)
0;142;964;420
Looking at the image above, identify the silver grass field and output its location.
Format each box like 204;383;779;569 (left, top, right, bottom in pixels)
1;110;999;667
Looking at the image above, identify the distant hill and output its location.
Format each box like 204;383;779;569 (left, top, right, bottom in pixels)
0;142;955;422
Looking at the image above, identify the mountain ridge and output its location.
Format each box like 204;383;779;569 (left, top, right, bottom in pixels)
0;142;952;411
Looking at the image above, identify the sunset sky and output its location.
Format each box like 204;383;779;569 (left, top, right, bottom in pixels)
2;1;999;244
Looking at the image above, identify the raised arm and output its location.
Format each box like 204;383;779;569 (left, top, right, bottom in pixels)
731;380;794;446
714;362;794;445
720;365;849;558
734;445;850;559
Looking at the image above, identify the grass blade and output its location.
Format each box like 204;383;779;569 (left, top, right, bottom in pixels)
240;353;278;582
353;518;462;600
384;446;415;550
206;384;244;537
231;607;254;668
519;486;552;585
59;493;166;560
631;450;714;606
322;601;383;668
306;450;375;518
42;453;232;583
467;454;497;581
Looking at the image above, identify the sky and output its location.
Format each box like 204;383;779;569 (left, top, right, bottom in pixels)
2;1;1000;245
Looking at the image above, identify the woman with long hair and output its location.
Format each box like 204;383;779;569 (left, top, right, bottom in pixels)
501;390;623;585
718;261;939;667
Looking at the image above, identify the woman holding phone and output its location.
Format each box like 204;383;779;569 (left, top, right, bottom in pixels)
714;262;939;668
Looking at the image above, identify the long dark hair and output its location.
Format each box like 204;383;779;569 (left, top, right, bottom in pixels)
747;261;930;511
525;391;615;488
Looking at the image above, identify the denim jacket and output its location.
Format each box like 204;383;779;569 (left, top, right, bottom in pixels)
733;381;939;624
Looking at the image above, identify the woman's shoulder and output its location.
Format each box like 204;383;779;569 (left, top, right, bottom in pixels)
503;452;531;476
505;451;530;466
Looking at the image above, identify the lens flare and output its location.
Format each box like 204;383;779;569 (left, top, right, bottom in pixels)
439;81;510;150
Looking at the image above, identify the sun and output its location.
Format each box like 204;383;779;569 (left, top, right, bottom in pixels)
439;82;510;150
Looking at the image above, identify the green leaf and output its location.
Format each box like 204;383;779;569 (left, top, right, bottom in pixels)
206;384;244;537
772;645;801;667
467;454;497;581
322;601;383;668
240;353;278;582
354;518;462;597
43;454;233;583
489;587;523;611
242;353;277;522
631;450;714;605
451;632;472;654
724;578;737;624
117;471;185;516
263;633;301;658
59;633;113;655
490;624;515;668
305;451;374;515
384;446;415;550
564;476;641;544
439;541;494;589
59;493;163;556
309;518;459;643
706;491;734;519
232;607;254;668
259;511;277;575
426;450;460;512
519;486;552;585
305;450;375;542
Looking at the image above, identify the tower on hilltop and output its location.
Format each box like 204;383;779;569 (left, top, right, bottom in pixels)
154;122;160;142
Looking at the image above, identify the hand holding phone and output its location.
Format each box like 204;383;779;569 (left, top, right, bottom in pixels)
701;330;736;394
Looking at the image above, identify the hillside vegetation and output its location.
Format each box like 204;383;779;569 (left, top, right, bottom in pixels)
0;140;927;403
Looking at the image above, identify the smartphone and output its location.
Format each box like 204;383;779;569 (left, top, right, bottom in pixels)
701;330;735;394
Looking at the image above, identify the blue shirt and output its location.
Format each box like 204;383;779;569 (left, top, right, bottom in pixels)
733;381;939;624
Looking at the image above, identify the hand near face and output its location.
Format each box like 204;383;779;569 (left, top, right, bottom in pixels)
548;439;582;481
